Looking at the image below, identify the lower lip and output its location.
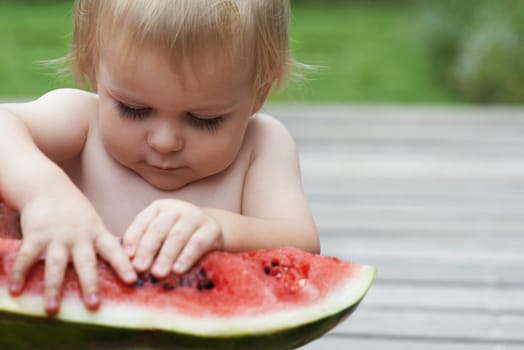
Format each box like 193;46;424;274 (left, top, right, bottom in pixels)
152;165;181;172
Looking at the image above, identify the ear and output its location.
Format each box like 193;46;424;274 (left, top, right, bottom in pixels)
251;82;273;114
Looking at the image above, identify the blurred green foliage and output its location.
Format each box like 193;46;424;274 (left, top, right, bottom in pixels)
0;0;523;104
419;0;524;103
0;2;74;96
274;2;453;103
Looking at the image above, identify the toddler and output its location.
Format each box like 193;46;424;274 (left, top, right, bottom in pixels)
0;0;319;315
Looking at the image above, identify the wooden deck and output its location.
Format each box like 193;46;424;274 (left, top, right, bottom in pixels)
265;105;524;349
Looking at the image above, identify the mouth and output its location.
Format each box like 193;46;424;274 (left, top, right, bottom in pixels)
150;164;181;172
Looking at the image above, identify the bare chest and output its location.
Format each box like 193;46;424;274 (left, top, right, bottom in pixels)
60;134;249;236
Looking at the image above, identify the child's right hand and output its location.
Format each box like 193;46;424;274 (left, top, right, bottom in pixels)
8;195;137;315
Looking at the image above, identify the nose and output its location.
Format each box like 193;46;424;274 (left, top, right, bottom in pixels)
147;122;184;153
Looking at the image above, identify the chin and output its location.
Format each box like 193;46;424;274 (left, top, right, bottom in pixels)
148;178;190;192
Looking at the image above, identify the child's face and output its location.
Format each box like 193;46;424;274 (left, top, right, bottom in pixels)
95;41;265;190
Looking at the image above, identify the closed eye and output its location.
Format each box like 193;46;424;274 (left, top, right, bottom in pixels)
117;101;152;120
186;114;224;132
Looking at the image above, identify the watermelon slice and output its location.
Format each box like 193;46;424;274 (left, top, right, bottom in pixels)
0;203;375;350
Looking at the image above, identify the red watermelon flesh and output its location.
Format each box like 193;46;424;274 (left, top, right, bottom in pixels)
0;202;21;239
0;201;375;349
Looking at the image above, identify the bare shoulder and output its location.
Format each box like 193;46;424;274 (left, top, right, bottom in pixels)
2;88;98;161
3;88;97;129
42;88;97;107
4;88;96;112
24;88;95;117
246;112;298;160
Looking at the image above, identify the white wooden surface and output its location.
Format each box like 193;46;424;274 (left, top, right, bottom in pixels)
265;105;524;350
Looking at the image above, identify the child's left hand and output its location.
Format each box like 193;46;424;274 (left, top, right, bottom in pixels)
122;199;224;277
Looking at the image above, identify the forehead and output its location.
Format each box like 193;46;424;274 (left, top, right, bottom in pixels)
98;35;254;108
106;29;254;80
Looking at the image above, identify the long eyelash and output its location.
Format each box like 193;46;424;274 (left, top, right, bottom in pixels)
117;102;151;120
186;114;224;132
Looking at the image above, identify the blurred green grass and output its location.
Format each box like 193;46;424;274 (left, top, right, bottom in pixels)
276;3;454;103
0;1;455;103
0;2;75;97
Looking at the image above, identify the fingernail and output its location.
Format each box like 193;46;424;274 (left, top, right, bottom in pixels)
9;282;21;295
126;271;137;282
87;293;100;307
125;246;134;257
133;258;144;270
173;262;185;273
153;264;167;276
45;297;59;315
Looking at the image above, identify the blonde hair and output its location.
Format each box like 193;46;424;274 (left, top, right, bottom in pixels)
71;0;292;93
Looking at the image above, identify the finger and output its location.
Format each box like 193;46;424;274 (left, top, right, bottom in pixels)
44;242;69;315
150;226;189;278
173;224;222;274
72;243;100;311
133;211;178;272
122;205;158;258
9;241;45;295
96;233;137;284
151;216;198;276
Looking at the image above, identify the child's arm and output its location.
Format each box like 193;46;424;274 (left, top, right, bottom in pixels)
207;115;319;252
124;114;319;276
0;89;136;314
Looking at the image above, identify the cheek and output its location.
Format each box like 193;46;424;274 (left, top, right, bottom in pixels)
192;126;247;169
98;107;142;160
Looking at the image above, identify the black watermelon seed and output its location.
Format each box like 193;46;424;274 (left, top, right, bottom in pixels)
197;279;215;291
162;283;174;290
199;269;207;278
203;280;214;290
264;267;271;275
147;273;158;284
271;261;279;267
134;278;145;287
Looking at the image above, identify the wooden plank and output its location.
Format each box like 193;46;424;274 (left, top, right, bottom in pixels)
302;180;523;206
365;284;524;312
302;335;524;350
342;257;524;286
269;107;524;182
302;300;524;348
319;236;524;285
296;143;524;159
311;203;524;235
298;153;524;181
333;308;524;342
305;188;524;205
268;105;524;146
320;234;524;261
267;104;524;121
320;257;524;287
288;121;524;146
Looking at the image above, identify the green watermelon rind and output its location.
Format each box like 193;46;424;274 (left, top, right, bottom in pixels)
0;298;361;350
0;265;375;349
